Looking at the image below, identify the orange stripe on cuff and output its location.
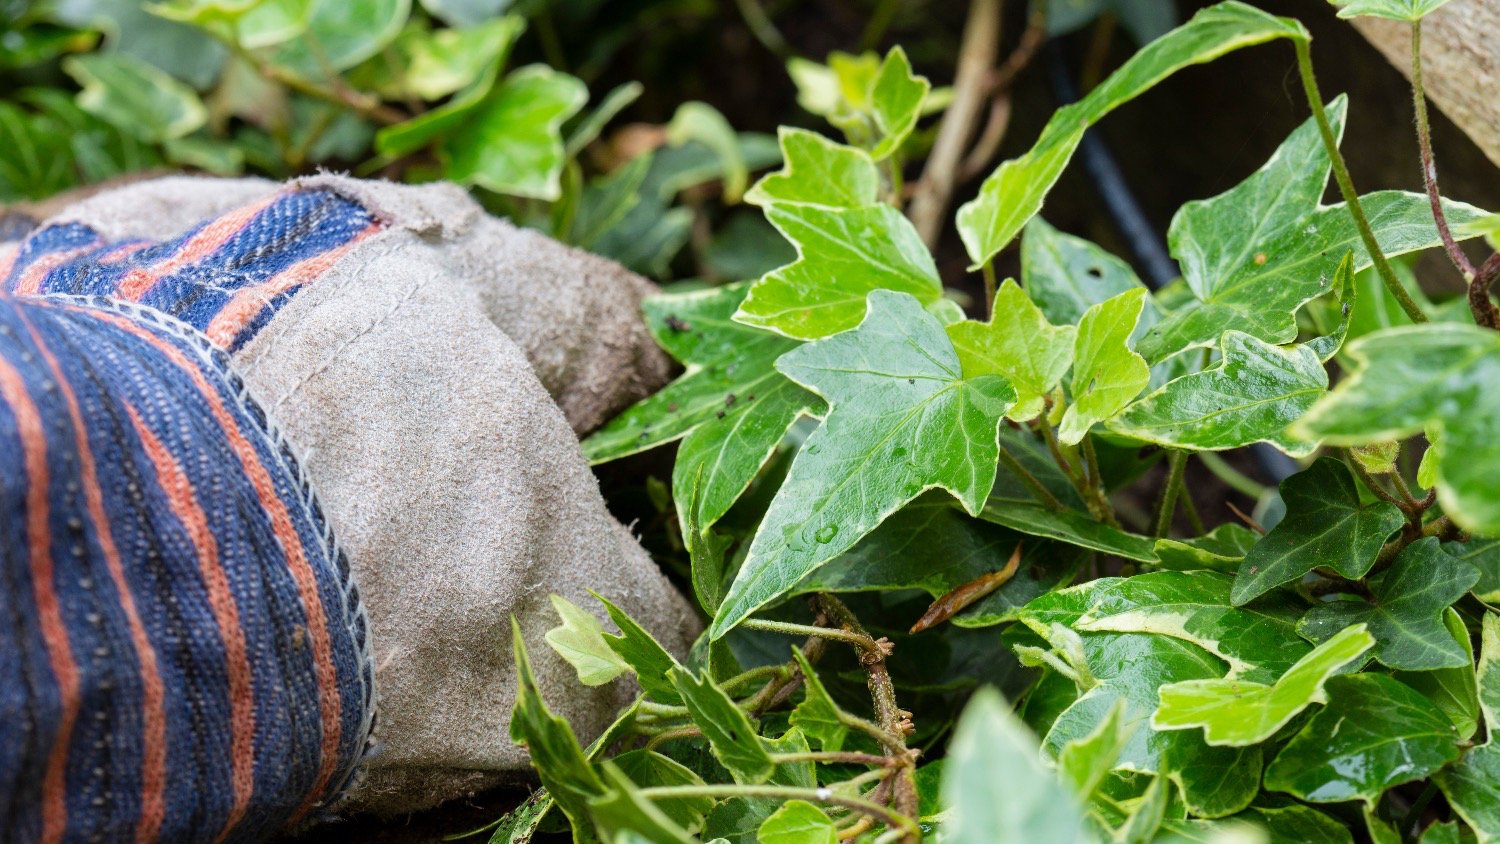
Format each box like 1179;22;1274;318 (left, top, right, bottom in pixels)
118;195;280;302
0;355;78;844
17;312;169;843
124;402;258;837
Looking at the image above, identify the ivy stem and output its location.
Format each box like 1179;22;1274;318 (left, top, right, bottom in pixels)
635;784;920;838
770;750;898;767
998;447;1067;511
742;618;883;652
1154;450;1188;538
1199;452;1269;500
1294;38;1427;324
1411;23;1483;283
1178;483;1206;535
1080;434;1122;528
213;30;408;126
981;261;998;315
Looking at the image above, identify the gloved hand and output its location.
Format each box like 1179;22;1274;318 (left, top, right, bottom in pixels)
0;174;699;841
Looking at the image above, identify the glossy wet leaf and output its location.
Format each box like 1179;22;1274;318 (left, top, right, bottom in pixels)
711;291;1015;637
1293;325;1500;535
734;201;942;340
942;687;1097;844
1140;95;1490;360
947;279;1076;421
545;594;630;687
63;53;206;143
270;0;409;74
746;127;879;209
1072;571;1310;682
597;594;687;704
757;801;837;844
1299;537;1479;670
670;668;775;783
1230;458;1405;605
1110;331;1326;456
442;65;587;200
1021;217;1158;330
956;2;1307;268
1435;615;1500;842
1060;288;1150;444
582;283;820;534
1329;0;1456;21
977;498;1158;562
868;46;928;160
1265;673;1459;806
508;619;606;836
1152;624;1373;745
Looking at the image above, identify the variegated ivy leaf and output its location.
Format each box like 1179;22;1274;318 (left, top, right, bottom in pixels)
711;291;1016;637
1139;98;1490;361
784;47;928;159
1329;0;1456;21
1293;324;1500;535
1152;624;1374;746
868;46;929;160
1109;330;1327;456
1059;288;1150;445
947;279;1076;422
1020;217;1160;331
957;3;1308;269
737;124;947;339
441;64;588;200
63;53;207;143
1435;614;1500;842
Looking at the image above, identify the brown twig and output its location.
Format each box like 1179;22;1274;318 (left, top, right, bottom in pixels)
907;0;1001;246
1410;23;1479;283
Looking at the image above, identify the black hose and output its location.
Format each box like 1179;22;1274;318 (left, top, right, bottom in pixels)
1043;40;1297;486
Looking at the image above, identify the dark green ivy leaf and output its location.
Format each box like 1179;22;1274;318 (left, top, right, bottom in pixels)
669;669;775;784
1299;537;1479;671
1231;458;1405;605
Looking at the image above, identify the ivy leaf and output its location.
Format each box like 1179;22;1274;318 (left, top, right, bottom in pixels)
62;53;206;143
589;763;696;844
508;618;606;836
746;127;879;209
956;2;1307;268
545;595;630;687
1059;288;1150;445
734;201;942;340
1397;608;1480;739
1163;804;1355;843
611;750;715;833
1435;614;1500;843
1298;538;1480;671
597;594;687;704
269;0;409;74
581;282;821;536
868;46;929;160
1153;524;1259;572
977;498;1158;563
1071;571;1310;682
1292;324;1500;535
710;291;1016;637
1114;775;1169;844
1151;624;1374;746
757;801;838;844
1140;98;1490;361
1264;673;1459;806
670;668;776;784
947;279;1077;421
787;647;847;752
441;64;587;200
1021;217;1160;330
1230;458;1406;605
1109;331;1327;456
1329;0;1456;21
942;687;1096;844
1057;700;1133;802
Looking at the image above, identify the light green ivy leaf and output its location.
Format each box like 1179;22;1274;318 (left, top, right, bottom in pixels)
942;687;1097;844
868;46;929;160
788;647;848;752
63;53;206;144
1058;700;1133;802
1329;0;1456;21
544;594;630;687
1293;324;1500;535
1152;624;1373;746
746;127;879;209
269;0;410;75
1109;330;1326;456
956;2;1308;269
757;800;837;844
1298;537;1479;671
1230;457;1406;605
1265;673;1459;806
1059;288;1150;445
711;291;1015;637
947;279;1077;422
441;64;587;200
